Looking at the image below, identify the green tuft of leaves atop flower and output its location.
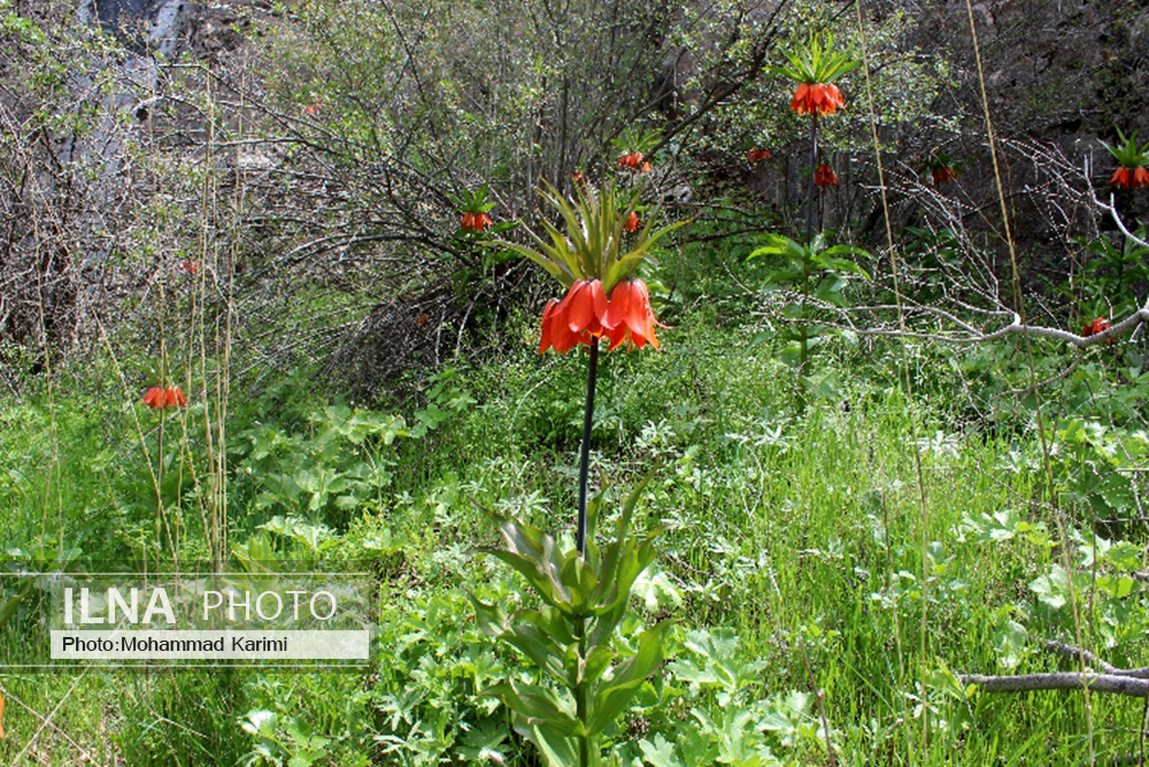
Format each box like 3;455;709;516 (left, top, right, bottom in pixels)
500;180;688;294
768;31;859;85
452;183;496;215
1104;127;1149;169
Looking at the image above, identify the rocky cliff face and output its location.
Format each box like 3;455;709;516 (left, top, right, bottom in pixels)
77;0;190;58
916;0;1149;238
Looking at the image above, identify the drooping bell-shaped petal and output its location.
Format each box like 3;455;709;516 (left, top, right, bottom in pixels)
551;309;578;353
822;83;845;113
544;296;578;353
1134;166;1149;189
603;279;662;351
539;298;559;353
143;387;164;408
811;83;826;112
1111;167;1132;189
604;279;633;333
791;82;811;114
566;280;607;335
540;297;579;353
814;163;839;188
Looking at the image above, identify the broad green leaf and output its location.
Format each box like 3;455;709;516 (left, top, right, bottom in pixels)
583;644;615;688
525;724;581;767
485;549;565;609
467;593;507;638
588;621;670;734
503;623;567;685
993;618;1028;670
484;681;584;735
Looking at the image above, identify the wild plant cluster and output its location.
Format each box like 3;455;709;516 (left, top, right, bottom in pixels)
1;0;1148;765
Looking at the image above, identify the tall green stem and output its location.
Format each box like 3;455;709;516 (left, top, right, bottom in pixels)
805;111;819;246
576;339;599;557
798;111;819;397
577;614;591;767
576;340;599;766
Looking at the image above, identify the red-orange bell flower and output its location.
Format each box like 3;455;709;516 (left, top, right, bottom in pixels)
747;147;771;161
1135;166;1149;189
461;212;491;232
1111;167;1132;189
625;211;640;233
932;166;958;186
814;163;838;187
602;279;662;351
1082;317;1116;343
539;280;608;353
143;386;187;409
791;82;845;116
539;279;662;353
143;387;164;408
617;152;644;169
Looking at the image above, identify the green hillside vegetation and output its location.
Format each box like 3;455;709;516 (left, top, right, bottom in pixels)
1;0;1148;765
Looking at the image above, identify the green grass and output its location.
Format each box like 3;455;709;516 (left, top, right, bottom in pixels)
0;311;1146;766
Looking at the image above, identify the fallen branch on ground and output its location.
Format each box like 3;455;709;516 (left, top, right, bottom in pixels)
959;638;1149;697
958;672;1148;697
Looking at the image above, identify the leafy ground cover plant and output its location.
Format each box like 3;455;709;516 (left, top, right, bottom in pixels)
472;482;670;766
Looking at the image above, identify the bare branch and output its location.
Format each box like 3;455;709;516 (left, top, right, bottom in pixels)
1037;638;1149;679
959;672;1149;697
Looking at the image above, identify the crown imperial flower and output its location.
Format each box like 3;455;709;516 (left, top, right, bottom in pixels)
1081;316;1117;343
932;165;958;186
1111;166;1149;190
770;33;857;117
617;152;644;169
1105;128;1149;190
143;386;186;409
790;82;845;116
498;180;686;355
454;184;497;234
538;278;662;353
461;212;492;232
814;163;838;188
